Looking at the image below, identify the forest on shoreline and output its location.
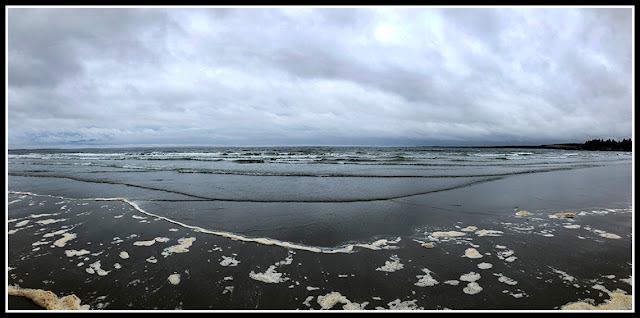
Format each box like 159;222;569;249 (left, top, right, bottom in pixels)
581;138;632;151
476;138;632;151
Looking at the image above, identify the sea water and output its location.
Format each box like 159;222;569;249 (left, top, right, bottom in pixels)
7;147;633;310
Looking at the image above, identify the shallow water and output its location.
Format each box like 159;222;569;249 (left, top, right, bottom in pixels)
7;147;633;310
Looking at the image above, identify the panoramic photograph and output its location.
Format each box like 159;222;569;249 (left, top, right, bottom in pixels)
6;6;634;311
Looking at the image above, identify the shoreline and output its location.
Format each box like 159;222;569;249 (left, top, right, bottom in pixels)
7;163;633;311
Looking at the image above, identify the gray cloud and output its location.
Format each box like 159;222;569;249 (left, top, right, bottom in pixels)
7;6;633;147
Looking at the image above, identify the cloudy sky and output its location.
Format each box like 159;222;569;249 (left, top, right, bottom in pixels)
6;6;634;148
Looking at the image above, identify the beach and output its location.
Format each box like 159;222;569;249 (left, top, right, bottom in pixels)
6;147;633;310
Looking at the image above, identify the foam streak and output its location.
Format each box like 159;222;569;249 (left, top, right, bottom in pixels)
8;191;399;254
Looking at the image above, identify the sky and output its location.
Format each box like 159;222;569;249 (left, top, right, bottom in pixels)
6;6;634;148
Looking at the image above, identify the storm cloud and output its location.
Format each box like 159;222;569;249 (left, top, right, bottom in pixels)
7;6;633;147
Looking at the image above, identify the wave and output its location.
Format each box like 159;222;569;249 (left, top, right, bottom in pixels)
9;147;630;166
7;191;401;254
8;158;602;178
8;172;504;203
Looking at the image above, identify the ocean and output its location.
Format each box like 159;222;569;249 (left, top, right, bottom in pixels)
6;146;633;310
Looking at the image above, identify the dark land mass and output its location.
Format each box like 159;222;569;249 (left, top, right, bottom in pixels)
468;138;632;152
473;143;585;150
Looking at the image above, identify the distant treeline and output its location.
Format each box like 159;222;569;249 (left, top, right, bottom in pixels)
582;138;632;151
479;138;632;151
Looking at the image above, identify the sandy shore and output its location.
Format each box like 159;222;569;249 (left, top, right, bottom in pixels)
7;164;633;311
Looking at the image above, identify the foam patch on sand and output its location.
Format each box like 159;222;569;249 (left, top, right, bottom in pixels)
422;228;473;246
8;285;89;310
415;268;439;287
86;261;110;276
161;237;196;257
168;273;181;285
376;254;404;272
30;213;60;219
506;207;632;241
459;272;483;295
220;255;240;267
464;248;483;259
496;246;517;263
462;282;483;295
133;237;170;247
36;218;67;225
561;284;632;310
15;220;30;227
377;299;423;310
53;233;77;247
460;272;481;282
477;262;493;270
431;231;466;237
249;253;294;284
249;265;288;284
495;273;518;285
317;292;369;310
355;237;402;251
65;249;91;257
146;256;158;263
516;210;533;216
591;229;621;239
475;229;503;237
550;267;577;285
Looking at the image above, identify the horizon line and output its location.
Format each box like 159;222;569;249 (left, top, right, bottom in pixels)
7;140;631;151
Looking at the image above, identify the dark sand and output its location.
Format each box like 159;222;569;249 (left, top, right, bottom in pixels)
7;163;633;311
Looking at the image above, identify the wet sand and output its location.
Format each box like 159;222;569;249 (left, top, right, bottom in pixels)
6;163;633;311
